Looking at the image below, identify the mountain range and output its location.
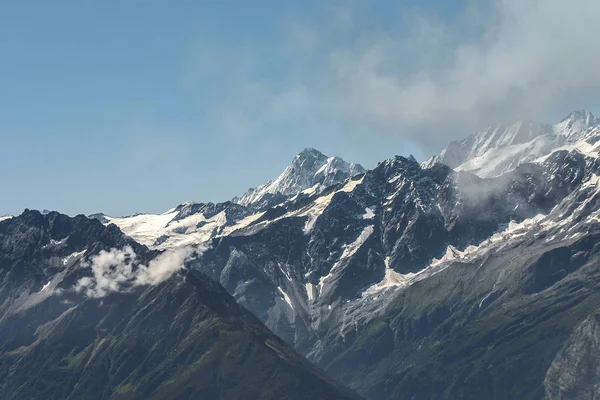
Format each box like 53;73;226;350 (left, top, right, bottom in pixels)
3;110;600;399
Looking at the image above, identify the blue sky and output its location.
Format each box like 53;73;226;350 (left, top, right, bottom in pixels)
2;0;599;216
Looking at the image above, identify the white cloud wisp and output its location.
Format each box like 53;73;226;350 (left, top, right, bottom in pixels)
75;245;197;298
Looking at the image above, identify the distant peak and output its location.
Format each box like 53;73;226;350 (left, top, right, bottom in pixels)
235;148;363;208
174;200;200;213
556;110;600;138
383;154;421;168
296;148;327;160
561;110;598;124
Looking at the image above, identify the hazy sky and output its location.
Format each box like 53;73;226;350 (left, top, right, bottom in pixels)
2;0;599;216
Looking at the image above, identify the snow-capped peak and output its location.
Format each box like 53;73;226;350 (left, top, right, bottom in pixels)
296;147;327;162
554;110;600;139
425;111;600;178
234;148;365;208
561;110;598;125
422;120;553;170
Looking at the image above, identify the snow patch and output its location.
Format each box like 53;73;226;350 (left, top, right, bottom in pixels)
221;211;265;235
279;263;292;282
535;139;599;164
63;250;86;266
107;208;233;250
388;174;402;184
277;286;294;310
456;134;564;178
301;176;365;234
105;210;178;247
51;237;68;246
302;183;320;196
305;282;315;302
39;281;52;293
582;173;600;189
9;273;67;314
317;225;373;297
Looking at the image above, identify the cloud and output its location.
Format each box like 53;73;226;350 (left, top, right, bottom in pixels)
186;0;600;156
75;246;199;298
327;0;600;149
135;246;194;286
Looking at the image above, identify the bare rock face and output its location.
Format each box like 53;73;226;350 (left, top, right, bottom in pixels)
545;313;600;400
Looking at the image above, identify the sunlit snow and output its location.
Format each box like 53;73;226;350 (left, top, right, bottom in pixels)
277;286;294;310
317;225;373;297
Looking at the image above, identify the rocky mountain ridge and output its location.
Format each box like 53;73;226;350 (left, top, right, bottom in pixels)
6;109;600;399
0;210;359;400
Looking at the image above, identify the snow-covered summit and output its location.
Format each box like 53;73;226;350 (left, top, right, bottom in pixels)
234;148;364;208
425;111;600;178
423;120;553;170
554;110;600;139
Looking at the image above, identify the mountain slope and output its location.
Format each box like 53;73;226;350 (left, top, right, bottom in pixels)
312;157;600;399
181;142;600;398
544;311;600;400
32;109;600;399
185;150;575;336
0;211;359;400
